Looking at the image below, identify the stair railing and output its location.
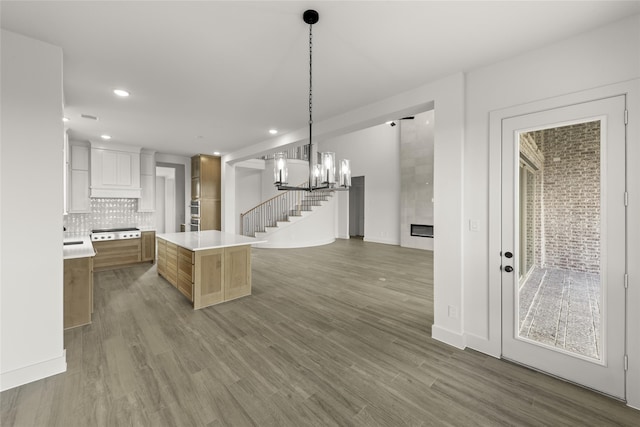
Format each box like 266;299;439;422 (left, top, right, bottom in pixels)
240;183;305;236
240;183;333;237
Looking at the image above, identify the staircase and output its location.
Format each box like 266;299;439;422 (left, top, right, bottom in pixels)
240;185;335;248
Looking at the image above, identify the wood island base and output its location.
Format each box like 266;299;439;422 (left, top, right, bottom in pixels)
157;233;255;309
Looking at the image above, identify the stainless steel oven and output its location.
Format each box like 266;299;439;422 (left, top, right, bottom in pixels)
190;200;200;217
190;200;200;231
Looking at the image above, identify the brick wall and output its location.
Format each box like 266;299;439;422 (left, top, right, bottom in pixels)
525;121;600;273
519;134;544;274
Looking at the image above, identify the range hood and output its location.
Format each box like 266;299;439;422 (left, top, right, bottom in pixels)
90;141;142;198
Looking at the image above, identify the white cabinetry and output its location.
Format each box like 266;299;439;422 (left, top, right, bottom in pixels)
138;149;156;212
90;141;141;198
63;130;69;215
68;140;91;213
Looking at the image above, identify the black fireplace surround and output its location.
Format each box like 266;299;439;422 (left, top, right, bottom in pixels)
411;224;433;238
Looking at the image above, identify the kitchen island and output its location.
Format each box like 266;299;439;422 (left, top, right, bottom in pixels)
156;231;265;309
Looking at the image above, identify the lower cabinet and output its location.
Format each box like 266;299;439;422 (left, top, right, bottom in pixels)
93;232;156;270
193;248;224;309
200;198;221;231
178;247;194;300
64;256;93;329
224;245;251;301
141;231;156;262
93;239;141;270
156;237;251;309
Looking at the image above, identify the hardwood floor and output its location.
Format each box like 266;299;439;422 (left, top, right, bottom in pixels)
2;239;639;426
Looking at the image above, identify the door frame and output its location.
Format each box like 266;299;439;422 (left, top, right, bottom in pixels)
488;80;640;408
349;175;365;237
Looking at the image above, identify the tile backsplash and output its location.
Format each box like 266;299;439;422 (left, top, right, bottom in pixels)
65;198;154;233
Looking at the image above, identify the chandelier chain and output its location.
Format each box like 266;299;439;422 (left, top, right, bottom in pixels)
308;24;313;127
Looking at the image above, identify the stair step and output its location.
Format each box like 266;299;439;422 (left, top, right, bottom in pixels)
244;189;335;237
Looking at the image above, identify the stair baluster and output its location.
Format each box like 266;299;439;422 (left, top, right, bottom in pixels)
240;183;332;237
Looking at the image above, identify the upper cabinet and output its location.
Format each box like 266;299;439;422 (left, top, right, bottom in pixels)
191;154;220;200
191;154;221;230
90;141;141;198
68;140;91;213
138;149;156;212
63;130;69;215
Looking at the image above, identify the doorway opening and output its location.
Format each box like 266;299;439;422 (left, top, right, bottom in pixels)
349;176;365;238
156;162;186;233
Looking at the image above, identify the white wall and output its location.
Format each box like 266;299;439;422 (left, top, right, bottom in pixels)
463;15;640;407
254;196;337;249
318;123;401;245
156;166;177;233
155;176;166;233
164;177;176;232
235;167;262;234
156;153;191;230
1;30;66;390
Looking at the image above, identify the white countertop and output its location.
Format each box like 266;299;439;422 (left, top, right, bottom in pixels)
157;230;266;251
63;234;96;260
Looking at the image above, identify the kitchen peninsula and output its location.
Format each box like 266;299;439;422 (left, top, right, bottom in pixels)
156;231;265;309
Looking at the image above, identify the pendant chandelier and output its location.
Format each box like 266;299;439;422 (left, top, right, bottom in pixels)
274;9;351;191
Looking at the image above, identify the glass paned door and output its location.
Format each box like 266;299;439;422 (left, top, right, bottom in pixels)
501;96;626;399
518;122;603;360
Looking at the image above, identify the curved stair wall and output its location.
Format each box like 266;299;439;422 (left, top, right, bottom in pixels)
241;185;337;248
253;195;336;249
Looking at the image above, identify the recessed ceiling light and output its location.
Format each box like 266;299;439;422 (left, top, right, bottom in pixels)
113;89;130;97
269;129;278;135
62;117;70;122
213;151;221;156
101;134;111;140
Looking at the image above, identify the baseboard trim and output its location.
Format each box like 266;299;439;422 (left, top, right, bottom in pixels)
0;350;66;392
432;324;466;349
464;333;501;358
254;237;336;249
363;237;400;246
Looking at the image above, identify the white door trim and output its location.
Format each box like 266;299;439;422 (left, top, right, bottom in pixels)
488;79;640;408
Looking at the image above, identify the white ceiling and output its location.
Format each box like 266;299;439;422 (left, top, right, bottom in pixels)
2;1;639;157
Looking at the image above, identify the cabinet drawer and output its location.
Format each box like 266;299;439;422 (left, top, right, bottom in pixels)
165;267;177;286
93;239;141;269
178;271;193;300
165;242;178;285
178;247;194;264
166;242;177;256
178;258;193;279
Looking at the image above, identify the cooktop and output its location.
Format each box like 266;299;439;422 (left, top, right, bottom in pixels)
91;227;139;233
